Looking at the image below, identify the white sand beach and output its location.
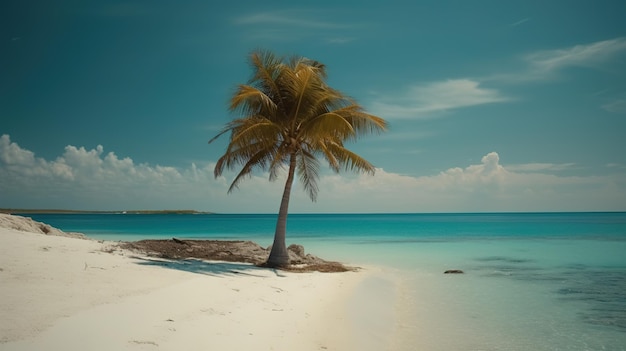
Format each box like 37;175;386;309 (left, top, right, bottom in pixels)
0;214;398;350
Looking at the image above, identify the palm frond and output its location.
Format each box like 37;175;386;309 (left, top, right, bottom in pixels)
229;118;280;151
313;140;340;172
286;55;327;77
225;146;277;192
296;149;320;201
326;142;376;174
299;112;355;140
286;64;327;122
268;145;290;182
343;111;388;136
214;139;270;177
208;127;232;145
229;85;277;117
249;51;286;113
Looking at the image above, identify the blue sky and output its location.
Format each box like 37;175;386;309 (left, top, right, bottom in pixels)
2;0;626;213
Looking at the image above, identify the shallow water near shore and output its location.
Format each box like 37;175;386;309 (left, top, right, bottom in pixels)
26;212;626;350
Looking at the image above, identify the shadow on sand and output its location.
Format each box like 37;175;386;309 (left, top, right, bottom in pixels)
130;256;286;278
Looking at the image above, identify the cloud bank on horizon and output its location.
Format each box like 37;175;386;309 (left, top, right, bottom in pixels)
1;134;624;213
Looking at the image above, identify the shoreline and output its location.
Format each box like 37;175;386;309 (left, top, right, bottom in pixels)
0;214;400;350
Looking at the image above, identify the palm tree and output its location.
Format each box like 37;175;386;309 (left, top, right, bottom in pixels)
210;50;387;267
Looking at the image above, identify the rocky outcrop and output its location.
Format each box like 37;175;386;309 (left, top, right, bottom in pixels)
444;269;464;274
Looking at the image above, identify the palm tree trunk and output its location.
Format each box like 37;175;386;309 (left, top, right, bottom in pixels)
266;152;297;267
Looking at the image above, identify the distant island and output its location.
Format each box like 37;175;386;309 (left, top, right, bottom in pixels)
0;209;213;215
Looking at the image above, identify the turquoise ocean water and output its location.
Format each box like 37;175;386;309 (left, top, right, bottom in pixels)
25;212;626;350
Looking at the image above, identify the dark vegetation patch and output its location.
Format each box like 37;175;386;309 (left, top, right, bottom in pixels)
120;239;355;273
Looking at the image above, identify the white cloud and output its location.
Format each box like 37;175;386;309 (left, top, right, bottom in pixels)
233;10;359;43
326;37;355;44
234;10;346;29
370;79;510;119
602;97;626;114
483;37;626;85
0;135;217;210
525;37;626;73
607;163;626;169
369;38;626;120
506;162;577;172
1;135;624;213
0;135;74;180
510;18;530;27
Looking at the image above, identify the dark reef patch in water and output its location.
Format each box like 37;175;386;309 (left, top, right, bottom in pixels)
554;269;626;330
474;256;534;264
471;255;541;278
480;265;544;278
580;308;626;330
473;257;626;331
